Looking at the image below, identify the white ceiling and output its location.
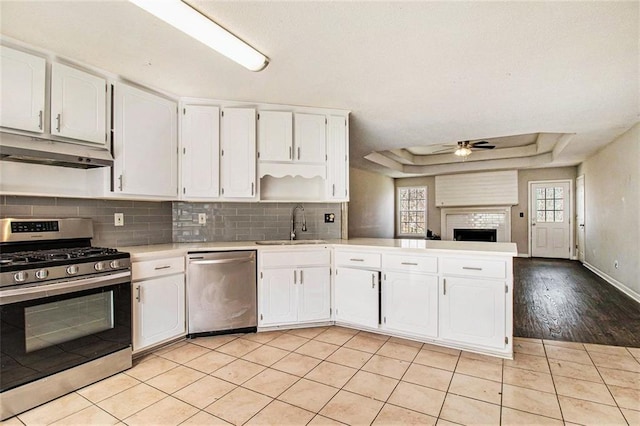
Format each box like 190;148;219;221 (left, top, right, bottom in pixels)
1;1;638;177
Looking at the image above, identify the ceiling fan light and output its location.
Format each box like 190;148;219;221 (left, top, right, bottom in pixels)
454;147;472;157
129;0;269;71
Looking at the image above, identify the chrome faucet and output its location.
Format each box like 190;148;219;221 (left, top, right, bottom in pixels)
291;204;307;240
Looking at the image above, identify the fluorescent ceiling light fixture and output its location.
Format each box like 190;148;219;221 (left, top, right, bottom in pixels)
129;0;269;71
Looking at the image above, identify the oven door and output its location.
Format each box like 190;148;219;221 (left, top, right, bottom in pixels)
0;271;131;393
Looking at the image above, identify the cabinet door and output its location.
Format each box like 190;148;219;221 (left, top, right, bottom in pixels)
334;268;379;328
440;276;506;349
294;113;326;163
0;46;45;133
133;274;186;351
383;272;438;337
50;62;107;144
298;266;331;323
260;268;297;326
258;111;292;162
326;115;348;200
113;83;178;197
181;105;220;198
220;108;256;198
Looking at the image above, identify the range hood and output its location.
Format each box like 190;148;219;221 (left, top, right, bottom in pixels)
0;132;113;169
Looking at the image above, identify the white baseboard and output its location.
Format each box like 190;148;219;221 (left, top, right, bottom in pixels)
583;262;640;303
517;253;529;258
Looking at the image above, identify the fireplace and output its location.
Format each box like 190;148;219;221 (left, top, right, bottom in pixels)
454;228;497;242
441;206;511;242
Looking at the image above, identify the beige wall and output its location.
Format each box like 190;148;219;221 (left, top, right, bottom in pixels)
348;167;395;238
577;123;639;296
513;167;577;255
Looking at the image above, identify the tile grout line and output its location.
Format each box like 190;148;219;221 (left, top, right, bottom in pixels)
584;344;631;423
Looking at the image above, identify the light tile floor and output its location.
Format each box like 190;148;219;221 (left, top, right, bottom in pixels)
5;326;640;426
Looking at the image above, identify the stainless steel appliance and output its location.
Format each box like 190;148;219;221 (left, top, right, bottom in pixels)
186;251;257;337
0;218;131;420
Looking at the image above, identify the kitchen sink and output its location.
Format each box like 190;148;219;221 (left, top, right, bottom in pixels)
255;239;327;245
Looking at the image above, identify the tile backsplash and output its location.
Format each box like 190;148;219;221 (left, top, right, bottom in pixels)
0;196;173;247
0;196;342;247
173;202;342;243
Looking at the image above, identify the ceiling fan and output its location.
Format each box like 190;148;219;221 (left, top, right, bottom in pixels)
433;140;496;157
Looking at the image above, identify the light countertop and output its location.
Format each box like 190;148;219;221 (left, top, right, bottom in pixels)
119;238;517;261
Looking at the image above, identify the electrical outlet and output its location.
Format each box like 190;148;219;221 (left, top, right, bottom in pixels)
114;213;124;227
324;213;335;223
198;213;207;225
614;260;619;269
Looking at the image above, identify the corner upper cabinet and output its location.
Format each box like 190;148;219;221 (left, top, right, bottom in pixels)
326;115;349;201
50;62;107;145
220;107;257;198
181;105;220;199
113;82;178;198
0;46;46;133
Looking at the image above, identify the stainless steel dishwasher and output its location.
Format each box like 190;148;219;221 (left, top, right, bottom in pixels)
186;251;257;337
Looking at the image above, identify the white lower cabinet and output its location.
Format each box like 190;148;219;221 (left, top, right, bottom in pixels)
382;271;438;338
132;257;186;353
439;276;506;349
334;267;379;328
259;250;330;327
297;267;331;322
260;268;297;325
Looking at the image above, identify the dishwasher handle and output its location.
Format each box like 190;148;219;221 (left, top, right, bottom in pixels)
189;257;254;265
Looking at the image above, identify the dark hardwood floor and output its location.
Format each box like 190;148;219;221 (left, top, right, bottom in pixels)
513;257;640;347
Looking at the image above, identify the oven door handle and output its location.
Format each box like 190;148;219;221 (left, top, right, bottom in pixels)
0;271;131;305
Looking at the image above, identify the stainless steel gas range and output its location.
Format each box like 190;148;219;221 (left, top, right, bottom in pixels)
0;218;132;420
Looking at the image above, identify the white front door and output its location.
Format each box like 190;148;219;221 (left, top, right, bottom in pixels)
530;181;572;259
576;176;585;263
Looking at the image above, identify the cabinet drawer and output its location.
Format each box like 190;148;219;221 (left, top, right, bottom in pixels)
133;257;185;280
335;250;381;269
441;257;506;279
262;250;330;268
382;254;437;273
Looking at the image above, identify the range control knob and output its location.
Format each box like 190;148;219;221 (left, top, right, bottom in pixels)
66;265;79;275
35;269;49;279
94;262;105;271
109;260;121;269
14;271;28;282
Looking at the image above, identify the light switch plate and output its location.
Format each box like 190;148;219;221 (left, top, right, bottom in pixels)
114;213;124;227
198;213;207;225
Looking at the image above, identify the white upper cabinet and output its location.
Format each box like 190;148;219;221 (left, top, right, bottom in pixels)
181;105;220;199
326;115;349;201
258;111;293;162
113;82;178;198
50;62;107;145
220;108;256;198
294;113;326;164
0;46;46;133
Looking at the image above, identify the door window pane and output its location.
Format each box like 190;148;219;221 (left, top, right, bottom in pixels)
535;185;566;223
